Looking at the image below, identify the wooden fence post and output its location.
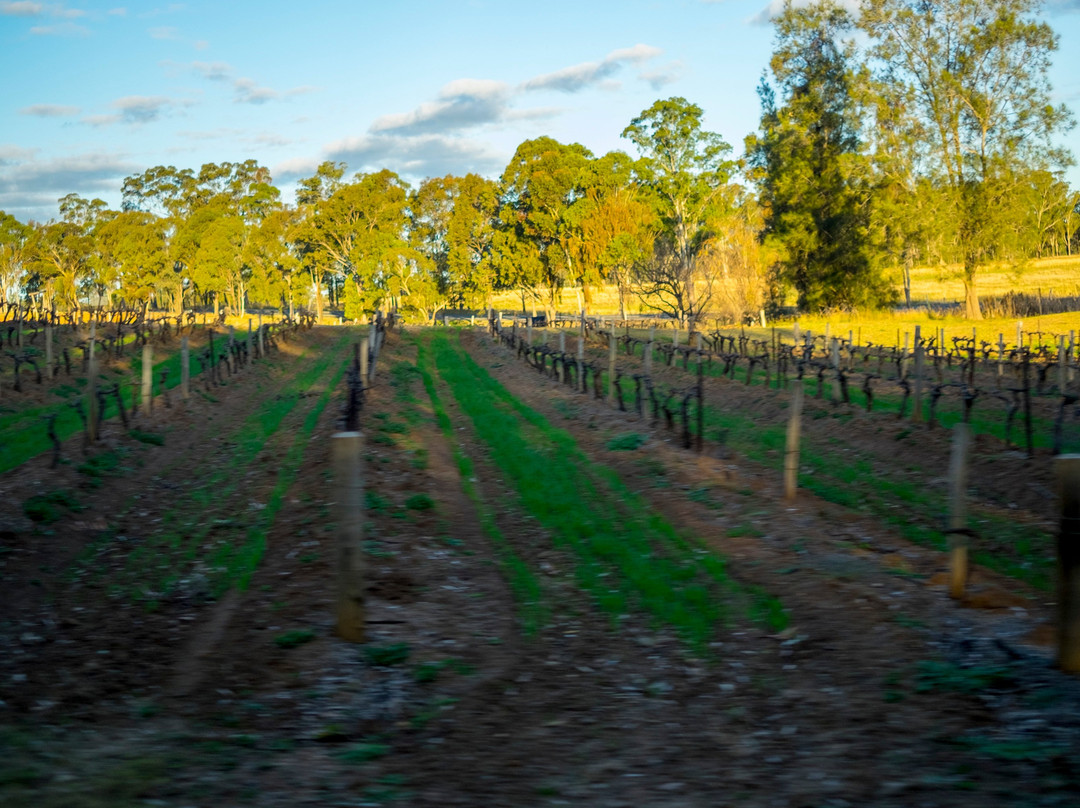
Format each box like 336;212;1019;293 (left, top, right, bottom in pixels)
948;423;972;599
644;327;654;379
87;323;97;443
248;319;254;366
1060;335;1068;393
360;336;370;384
333;431;365;642
913;325;924;422
578;336;586;394
607;332;617;406
141;343;153;416
180;336;190;400
784;380;803;501
1057;455;1080;672
830;338;841;403
44;321;53;376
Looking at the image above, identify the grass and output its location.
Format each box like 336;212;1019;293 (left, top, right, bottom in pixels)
415;333;547;634
22;489;81;523
428;330;788;650
71;329;358;605
364;642;411;666
273;629;316;649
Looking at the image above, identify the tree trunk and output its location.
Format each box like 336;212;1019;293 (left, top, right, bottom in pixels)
962;262;982;320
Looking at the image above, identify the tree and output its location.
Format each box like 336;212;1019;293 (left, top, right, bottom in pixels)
571;152;658;319
96;210;169;309
411;173;499;309
26;194;110;314
860;0;1073;318
497;137;593;318
0;212;30;304
622;97;736;326
748;0;893;312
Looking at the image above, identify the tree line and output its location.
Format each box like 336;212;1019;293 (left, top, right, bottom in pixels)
0;0;1075;326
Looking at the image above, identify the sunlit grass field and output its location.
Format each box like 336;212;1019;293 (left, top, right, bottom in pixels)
488;255;1080;348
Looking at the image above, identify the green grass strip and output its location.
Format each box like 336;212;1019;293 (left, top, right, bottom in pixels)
431;331;786;651
414;335;546;634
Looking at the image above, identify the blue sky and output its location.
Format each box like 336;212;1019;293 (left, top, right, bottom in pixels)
2;0;1079;224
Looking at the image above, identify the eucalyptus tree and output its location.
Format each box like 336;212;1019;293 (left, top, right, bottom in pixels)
496;137;594;317
411;173;499;309
570;150;658;318
0;212;31;304
860;0;1073;318
96;210;169;310
26;194;111;314
748;0;893;311
121;161;280;314
294;168;411;318
621;97;736;327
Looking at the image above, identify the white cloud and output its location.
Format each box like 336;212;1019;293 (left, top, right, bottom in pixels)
30;20;89;35
277;134;506;186
20;103;81;117
149;25;179;39
113;95;174;123
0;1;43;16
639;61;684;90
373;44;663;139
371;79;512;135
522;44;663;93
192;60;232;81
0;151;138;223
0;145;37;166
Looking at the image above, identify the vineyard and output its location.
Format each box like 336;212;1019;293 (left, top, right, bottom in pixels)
1;317;1080;806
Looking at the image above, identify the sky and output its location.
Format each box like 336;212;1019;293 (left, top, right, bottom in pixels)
2;0;1079;225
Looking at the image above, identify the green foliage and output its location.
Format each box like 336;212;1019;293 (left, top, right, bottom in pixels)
748;1;894;311
364;643;411;666
273;629;316;649
914;660;1012;694
404;493;435;511
22;489;81;523
605;432;647;451
335;743;390;764
128;429;165;446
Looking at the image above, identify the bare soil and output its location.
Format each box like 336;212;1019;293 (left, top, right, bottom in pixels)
1;325;1078;807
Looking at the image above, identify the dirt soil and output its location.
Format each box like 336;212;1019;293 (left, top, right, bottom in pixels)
1;324;1079;808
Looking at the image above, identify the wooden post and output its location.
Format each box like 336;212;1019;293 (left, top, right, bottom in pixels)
607;332;617;406
912;325;923;422
333;431;365;642
1024;354;1034;458
44;322;53;376
1017;320;1023;350
644;328;654;379
141;343;153;416
673;328;680;349
360;336;370;384
577;336;586;394
555;330;565;383
87;323;97;443
247;318;254;366
180;336;190;400
784;380;803;501
1057;456;1080;672
947;423;972;599
997;333;1005;385
830;338;841;403
208;329;216;384
1060;335;1068;393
